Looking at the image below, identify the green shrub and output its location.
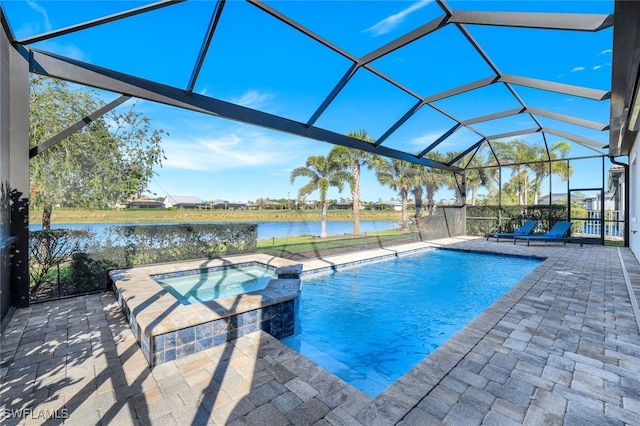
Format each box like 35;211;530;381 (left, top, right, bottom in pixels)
28;229;92;297
69;252;118;294
29;223;258;301
467;205;569;235
105;223;258;267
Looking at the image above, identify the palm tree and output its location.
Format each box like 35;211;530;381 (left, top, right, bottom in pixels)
457;148;497;206
492;139;538;205
528;141;572;204
290;155;350;238
375;158;413;231
438;151;469;205
423;151;448;214
328;130;377;234
408;163;427;219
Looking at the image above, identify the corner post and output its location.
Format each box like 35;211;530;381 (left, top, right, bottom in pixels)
2;20;30;308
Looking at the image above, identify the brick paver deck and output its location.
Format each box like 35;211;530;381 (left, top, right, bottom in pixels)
1;237;639;425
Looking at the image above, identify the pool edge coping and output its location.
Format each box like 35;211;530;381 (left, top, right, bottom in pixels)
110;236;554;404
291;238;552;404
108;253;302;338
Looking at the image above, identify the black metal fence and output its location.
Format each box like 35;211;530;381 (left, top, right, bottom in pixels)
28;223;258;303
466;205;570;236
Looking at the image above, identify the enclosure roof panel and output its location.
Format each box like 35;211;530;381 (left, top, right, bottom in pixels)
2;0;632;169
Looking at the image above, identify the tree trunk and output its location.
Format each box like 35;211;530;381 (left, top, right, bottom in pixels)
533;176;541;205
401;188;409;231
426;187;435;216
352;161;361;235
455;173;465;205
412;187;423;238
320;201;328;238
42;203;53;231
413;187;423;219
518;181;525;205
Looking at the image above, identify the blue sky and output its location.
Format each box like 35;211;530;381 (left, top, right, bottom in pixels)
3;0;615;203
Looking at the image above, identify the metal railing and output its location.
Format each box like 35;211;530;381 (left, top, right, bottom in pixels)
579;210;625;239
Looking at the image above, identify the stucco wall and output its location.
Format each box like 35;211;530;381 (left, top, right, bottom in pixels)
1;12;12;323
1;17;30;324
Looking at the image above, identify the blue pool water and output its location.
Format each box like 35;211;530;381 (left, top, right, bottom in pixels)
155;265;276;304
282;249;541;397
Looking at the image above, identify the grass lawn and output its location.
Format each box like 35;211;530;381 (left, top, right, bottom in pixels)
257;229;421;259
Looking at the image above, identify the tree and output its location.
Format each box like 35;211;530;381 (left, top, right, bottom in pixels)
491;139;538;205
422;151;448;215
491;139;572;205
408;163;426;219
30;76;165;229
527;141;572;204
328;130;377;234
290;155;349;238
429;151;468;206
375;158;412;231
457;148;497;206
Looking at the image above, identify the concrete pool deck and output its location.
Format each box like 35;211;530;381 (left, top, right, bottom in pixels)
1;237;640;425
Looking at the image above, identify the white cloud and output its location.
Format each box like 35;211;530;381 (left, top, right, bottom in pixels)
410;130;444;147
232;90;275;109
270;168;293;178
27;1;52;32
598;49;612;55
570;66;585;72
408;128;476;152
364;0;432;36
592;62;612;70
162;130;292;171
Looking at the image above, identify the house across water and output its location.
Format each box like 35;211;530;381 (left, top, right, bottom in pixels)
163;195;203;209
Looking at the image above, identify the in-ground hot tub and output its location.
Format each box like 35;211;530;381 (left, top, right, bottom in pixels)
108;254;302;367
154;264;278;304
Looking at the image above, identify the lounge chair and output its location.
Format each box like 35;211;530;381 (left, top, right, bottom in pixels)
486;220;538;242
513;221;583;246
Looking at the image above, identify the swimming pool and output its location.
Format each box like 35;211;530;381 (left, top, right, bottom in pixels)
282;249;541;397
154;265;277;304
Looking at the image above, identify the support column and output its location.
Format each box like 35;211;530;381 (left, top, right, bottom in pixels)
459;171;467;236
498;167;502;231
548;159;553;227
1;13;30;310
567;160;571;225
601;156;606;245
0;12;12;320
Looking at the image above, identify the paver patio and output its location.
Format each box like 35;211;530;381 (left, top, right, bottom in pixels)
1;237;640;425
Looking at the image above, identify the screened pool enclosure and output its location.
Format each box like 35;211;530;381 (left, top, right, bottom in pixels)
2;0;639;317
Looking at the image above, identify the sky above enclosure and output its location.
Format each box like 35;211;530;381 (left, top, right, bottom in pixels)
3;0;615;203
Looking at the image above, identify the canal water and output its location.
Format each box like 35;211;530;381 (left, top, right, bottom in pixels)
29;220;397;240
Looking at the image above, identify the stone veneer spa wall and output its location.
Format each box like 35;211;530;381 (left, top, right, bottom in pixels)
108;255;302;367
